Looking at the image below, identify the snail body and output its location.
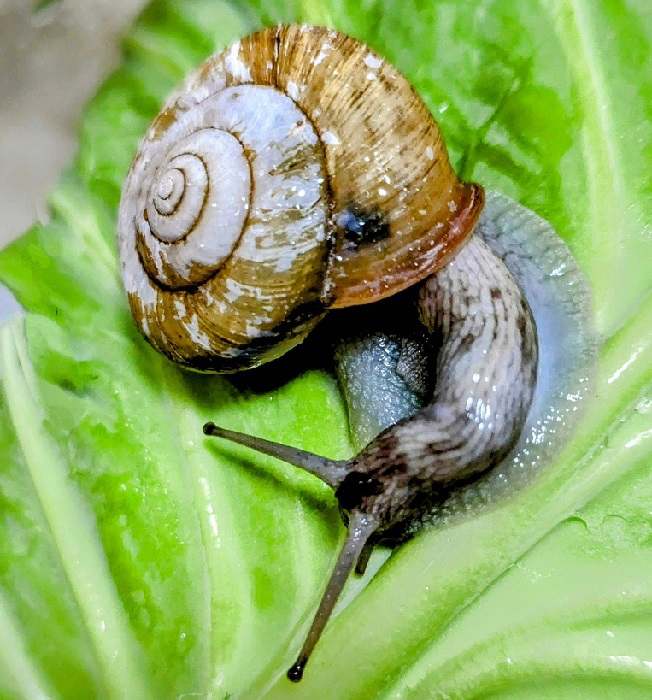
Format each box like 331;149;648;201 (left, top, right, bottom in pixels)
336;234;538;535
205;220;539;679
335;190;596;528
204;193;595;681
118;27;596;682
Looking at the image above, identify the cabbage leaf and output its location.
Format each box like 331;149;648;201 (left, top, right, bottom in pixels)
0;0;650;698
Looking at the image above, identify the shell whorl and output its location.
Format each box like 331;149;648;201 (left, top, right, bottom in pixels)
118;25;483;372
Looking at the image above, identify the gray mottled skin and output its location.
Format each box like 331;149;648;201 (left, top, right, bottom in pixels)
332;300;433;451
337;235;538;535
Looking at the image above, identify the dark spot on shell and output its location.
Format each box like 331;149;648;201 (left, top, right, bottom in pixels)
338;205;391;248
273;298;326;338
490;288;502;299
335;471;384;510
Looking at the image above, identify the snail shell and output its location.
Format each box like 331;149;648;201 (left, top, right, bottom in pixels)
117;25;483;372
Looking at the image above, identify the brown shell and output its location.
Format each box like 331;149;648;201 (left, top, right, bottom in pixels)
178;25;483;305
258;26;483;306
118;25;483;372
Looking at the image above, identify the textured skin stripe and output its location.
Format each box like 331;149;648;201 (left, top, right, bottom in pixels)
350;236;537;531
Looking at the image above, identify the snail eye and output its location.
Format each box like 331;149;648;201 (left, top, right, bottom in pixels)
335;471;384;510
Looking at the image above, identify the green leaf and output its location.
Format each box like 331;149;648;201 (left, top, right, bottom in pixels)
32;0;60;12
0;0;650;698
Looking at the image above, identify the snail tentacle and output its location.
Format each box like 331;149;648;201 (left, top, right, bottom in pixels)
286;510;376;683
203;422;349;489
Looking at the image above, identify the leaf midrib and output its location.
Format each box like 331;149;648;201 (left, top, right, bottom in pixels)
542;0;627;336
1;320;156;700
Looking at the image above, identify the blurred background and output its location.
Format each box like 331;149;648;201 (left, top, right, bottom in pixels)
0;0;147;248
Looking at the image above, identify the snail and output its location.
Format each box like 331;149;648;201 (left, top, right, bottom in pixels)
117;26;596;682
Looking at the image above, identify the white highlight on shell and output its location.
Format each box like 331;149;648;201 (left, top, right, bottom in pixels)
322;131;340;145
364;53;382;69
173;300;186;321
183;314;213;351
245;321;277;339
175;81;210;111
425;146;434;160
274;246;302;272
312;42;332;67
223;278;245;302
224;42;252;82
286;80;302;101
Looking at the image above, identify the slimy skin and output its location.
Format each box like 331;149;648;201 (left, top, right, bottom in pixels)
338;236;537;535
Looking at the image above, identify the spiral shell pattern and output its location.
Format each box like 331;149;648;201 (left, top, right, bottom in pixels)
118;26;483;372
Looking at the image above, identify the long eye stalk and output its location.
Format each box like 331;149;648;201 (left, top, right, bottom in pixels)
203;422;349;489
287;510;376;682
